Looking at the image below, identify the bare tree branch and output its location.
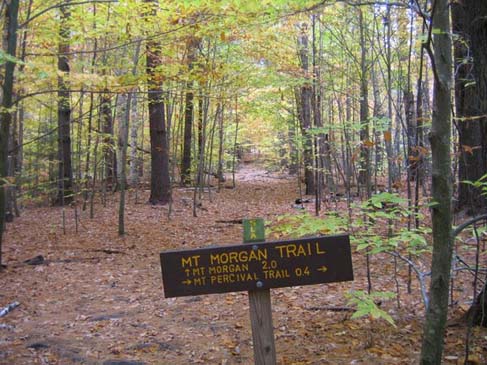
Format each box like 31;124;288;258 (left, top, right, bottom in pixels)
453;214;487;238
20;0;119;28
25;24;192;57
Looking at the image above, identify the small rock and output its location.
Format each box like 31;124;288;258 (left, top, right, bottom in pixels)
90;313;124;322
24;255;44;265
27;342;49;350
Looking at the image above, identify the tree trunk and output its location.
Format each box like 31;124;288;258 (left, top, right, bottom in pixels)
181;36;200;186
312;15;321;213
145;0;171;205
297;25;315;195
101;92;116;189
11;0;31;219
358;9;370;197
371;63;383;187
384;4;396;190
404;90;417;181
0;0;19;268
118;93;131;235
117;94;128;189
197;92;204;165
453;1;487;214
419;0;454;363
453;0;487;329
287;114;298;175
231;96;239;187
216;101;225;190
130;94;139;186
466;277;487;327
55;0;73;206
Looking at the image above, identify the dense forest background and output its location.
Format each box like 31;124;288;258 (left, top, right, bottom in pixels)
1;0;487;364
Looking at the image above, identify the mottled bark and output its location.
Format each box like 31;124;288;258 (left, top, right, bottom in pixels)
453;0;487;329
419;0;454;363
453;1;487;214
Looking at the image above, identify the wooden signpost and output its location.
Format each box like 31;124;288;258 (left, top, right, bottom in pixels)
244;218;276;364
160;219;354;365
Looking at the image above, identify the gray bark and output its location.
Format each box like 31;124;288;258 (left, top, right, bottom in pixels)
419;0;454;363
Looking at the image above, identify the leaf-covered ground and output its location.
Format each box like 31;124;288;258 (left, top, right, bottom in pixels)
1;165;486;364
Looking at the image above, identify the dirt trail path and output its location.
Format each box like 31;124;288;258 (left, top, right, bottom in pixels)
0;166;445;364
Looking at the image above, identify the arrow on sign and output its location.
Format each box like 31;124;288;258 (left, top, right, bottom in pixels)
317;266;328;273
182;279;192;285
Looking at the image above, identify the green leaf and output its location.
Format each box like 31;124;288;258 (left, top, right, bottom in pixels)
0;50;24;66
346;291;396;327
38;71;49;79
427;200;440;208
356;243;370;251
432;27;446;35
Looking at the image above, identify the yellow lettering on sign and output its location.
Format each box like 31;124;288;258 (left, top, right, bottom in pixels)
181;255;201;268
297;244;307;256
315;242;326;255
209;263;249;275
275;243;326;258
229;251;238;263
263;269;290;279
250;220;257;239
275;244;296;258
193;277;206;286
210;272;258;285
248;248;267;261
210;249;267;265
192;267;205;276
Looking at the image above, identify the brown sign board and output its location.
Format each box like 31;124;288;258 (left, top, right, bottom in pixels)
160;234;354;298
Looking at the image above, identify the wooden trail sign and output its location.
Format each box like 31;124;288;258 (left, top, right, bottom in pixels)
160;219;353;365
160;233;353;298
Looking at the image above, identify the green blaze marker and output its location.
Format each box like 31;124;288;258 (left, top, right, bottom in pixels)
243;218;265;243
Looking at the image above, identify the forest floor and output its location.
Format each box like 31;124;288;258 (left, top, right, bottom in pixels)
1;164;486;365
